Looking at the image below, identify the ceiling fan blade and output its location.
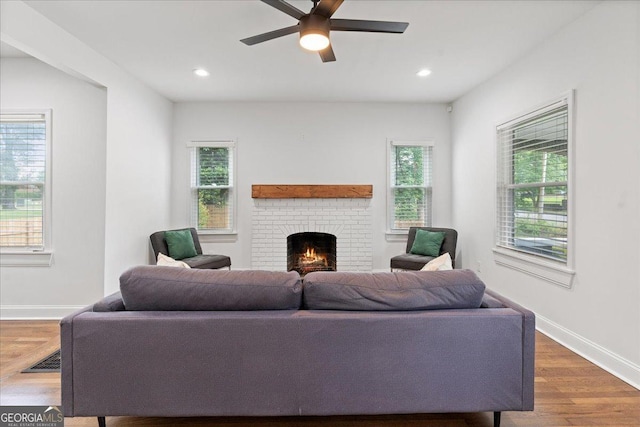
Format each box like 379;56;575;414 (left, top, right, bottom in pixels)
311;0;344;18
319;44;336;62
330;19;409;33
240;25;299;46
261;0;305;19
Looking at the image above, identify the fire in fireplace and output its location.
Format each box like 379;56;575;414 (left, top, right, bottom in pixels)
287;232;336;276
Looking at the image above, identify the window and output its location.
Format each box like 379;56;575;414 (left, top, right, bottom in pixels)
388;140;433;232
496;95;571;264
0;111;51;251
189;141;235;233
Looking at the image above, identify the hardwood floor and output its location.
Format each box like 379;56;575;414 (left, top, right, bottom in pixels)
1;320;638;427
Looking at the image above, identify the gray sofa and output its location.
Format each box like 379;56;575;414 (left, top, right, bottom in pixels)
61;267;535;427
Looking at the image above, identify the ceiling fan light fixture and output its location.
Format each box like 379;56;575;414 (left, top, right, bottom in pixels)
299;14;330;51
300;33;330;51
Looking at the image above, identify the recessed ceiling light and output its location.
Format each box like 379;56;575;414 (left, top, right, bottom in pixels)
416;69;432;77
193;68;210;77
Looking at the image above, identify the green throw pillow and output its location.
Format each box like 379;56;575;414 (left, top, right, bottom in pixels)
410;229;446;257
164;229;197;260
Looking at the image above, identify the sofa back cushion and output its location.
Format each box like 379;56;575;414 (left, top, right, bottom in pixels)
303;269;485;311
120;266;302;311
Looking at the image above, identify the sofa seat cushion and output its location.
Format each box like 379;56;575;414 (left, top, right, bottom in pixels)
120;266;302;311
303;269;485;311
182;254;231;269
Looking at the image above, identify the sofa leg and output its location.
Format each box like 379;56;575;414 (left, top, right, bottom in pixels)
98;416;106;427
493;411;501;427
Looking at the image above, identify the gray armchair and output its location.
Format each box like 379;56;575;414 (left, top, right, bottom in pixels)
149;228;231;270
390;227;458;271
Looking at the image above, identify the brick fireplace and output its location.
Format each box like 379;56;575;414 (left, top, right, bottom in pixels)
251;185;373;272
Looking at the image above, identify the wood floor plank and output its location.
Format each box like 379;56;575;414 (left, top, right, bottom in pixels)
1;320;638;427
0;320;59;379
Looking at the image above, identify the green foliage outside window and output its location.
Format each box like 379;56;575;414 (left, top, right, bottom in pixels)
0;121;46;212
393;146;430;227
394;187;426;225
498;101;570;262
0;118;47;247
511;148;568;260
513;150;567;211
196;147;231;230
395;146;424;187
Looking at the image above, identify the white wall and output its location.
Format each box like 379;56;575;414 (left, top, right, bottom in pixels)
1;2;174;301
101;82;173;294
172;102;451;271
451;1;640;387
0;58;107;317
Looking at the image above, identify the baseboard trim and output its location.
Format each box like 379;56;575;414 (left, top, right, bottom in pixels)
0;305;85;320
536;314;640;390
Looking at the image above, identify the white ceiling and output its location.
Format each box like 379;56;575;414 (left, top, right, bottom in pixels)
0;41;30;58
21;0;598;103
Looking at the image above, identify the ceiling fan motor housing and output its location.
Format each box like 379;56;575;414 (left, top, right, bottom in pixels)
299;14;330;44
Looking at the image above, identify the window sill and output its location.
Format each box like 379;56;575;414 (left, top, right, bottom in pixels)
493;247;575;288
385;231;409;242
0;251;53;267
197;232;238;243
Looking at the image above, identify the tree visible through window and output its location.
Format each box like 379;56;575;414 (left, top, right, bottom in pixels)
388;141;433;231
497;99;570;262
0;112;50;249
190;142;235;232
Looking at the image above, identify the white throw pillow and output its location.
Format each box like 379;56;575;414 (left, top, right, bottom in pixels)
157;252;191;268
420;253;453;271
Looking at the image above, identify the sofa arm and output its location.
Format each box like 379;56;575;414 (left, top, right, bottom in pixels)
481;292;505;308
61;294;125;416
92;292;125;312
60;305;95;417
485;288;536;410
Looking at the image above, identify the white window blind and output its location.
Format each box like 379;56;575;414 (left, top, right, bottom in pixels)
388;141;433;231
189;142;235;233
0;112;50;249
497;99;569;262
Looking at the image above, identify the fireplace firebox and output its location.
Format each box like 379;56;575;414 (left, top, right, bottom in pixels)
287;232;336;276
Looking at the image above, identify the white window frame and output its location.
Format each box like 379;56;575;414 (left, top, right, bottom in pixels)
386;139;434;239
0;110;53;267
188;140;237;236
493;92;575;288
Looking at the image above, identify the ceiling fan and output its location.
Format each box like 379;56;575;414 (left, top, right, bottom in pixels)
240;0;409;63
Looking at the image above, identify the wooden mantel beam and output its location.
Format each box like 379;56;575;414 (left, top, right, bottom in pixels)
252;185;372;199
